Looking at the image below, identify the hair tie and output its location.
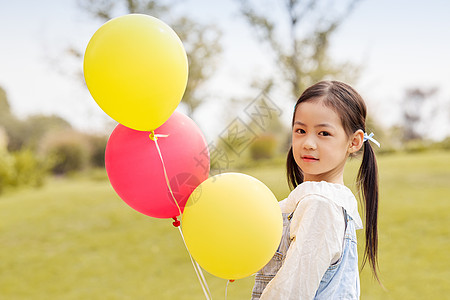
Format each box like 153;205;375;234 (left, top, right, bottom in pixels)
363;132;380;147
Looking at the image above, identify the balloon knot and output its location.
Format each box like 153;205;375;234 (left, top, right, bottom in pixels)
149;131;169;142
229;280;235;283
149;131;158;141
172;217;181;227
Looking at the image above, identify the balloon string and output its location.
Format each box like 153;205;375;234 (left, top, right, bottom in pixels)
225;280;230;299
177;226;212;300
196;260;212;297
225;279;234;300
149;131;212;300
149;131;182;217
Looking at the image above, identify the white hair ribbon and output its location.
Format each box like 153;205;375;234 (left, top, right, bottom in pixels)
363;132;380;147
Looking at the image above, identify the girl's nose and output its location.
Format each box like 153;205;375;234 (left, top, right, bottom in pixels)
303;135;317;150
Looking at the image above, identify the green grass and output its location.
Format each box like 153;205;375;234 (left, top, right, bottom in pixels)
1;151;449;299
357;151;450;299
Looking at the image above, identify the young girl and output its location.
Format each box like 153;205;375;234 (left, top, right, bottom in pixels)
252;81;380;299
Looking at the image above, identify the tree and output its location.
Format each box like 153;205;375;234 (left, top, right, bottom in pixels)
0;87;24;151
237;0;362;98
400;87;438;142
40;129;91;175
0;86;73;151
76;0;222;117
22;114;72;150
0;87;10;116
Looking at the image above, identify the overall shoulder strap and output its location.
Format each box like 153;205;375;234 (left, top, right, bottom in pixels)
342;207;348;231
288;200;301;221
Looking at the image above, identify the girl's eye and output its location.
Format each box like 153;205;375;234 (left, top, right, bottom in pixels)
319;131;331;136
296;128;306;134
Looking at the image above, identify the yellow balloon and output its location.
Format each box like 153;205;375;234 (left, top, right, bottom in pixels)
182;173;282;280
83;14;188;131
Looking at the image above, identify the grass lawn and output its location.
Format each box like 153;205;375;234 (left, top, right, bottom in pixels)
1;151;449;299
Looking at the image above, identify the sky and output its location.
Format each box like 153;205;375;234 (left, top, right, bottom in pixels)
0;0;449;141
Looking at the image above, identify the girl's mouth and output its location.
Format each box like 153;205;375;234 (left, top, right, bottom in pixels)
302;155;319;162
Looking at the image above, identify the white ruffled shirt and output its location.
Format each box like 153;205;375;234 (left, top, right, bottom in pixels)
260;181;363;300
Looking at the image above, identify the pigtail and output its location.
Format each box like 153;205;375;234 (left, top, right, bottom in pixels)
357;141;380;282
286;146;303;189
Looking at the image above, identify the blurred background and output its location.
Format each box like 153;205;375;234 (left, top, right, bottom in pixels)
0;0;449;299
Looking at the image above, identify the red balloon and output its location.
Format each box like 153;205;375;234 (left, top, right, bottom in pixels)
105;111;210;218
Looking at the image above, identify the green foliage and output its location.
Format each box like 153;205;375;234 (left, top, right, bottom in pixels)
41;130;91;175
249;134;277;160
0;89;28;151
238;0;361;97
0;150;14;194
53;144;86;174
172;17;222;116
87;134;108;168
0;86;11;115
0;127;8;151
400;87;438;142
0;86;106;177
430;136;450;151
209;137;240;173
0;87;72;151
11;149;46;187
0;148;45;194
403;139;430;153
375;146;398;156
210;113;287;171
0;114;25;151
0;85;103;189
22;114;72;150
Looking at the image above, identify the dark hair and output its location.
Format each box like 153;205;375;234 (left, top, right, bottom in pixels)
286;80;380;281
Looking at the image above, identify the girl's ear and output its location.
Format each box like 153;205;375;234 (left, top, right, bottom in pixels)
348;129;364;154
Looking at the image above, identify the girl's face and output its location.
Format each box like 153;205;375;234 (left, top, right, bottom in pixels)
292;99;363;184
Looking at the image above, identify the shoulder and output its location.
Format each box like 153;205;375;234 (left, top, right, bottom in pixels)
294;181;363;230
295;192;342;218
287;182;346;233
288;186;343;224
288;190;346;244
295;181;352;199
286;181;350;209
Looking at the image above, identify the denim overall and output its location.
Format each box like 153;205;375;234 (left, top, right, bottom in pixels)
251;213;292;299
251;209;360;299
